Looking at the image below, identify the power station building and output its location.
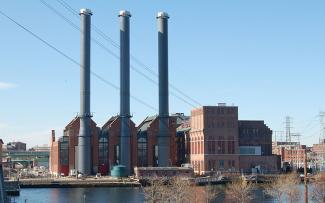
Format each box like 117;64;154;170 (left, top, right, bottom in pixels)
136;115;177;167
50;117;100;176
189;104;280;175
101;116;138;174
189;105;240;174
48;9;279;176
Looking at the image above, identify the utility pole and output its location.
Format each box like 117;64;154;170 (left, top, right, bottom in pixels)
304;149;308;203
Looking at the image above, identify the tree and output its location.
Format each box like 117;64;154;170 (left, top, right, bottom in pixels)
142;177;166;203
203;183;220;203
263;173;300;203
312;172;325;203
225;179;254;203
283;173;300;203
263;176;286;203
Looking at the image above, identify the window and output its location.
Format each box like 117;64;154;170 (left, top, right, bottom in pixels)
219;160;224;168
228;141;235;154
137;132;148;166
59;136;69;165
217;141;222;154
98;135;108;165
153;145;158;166
221;141;225;154
114;145;119;165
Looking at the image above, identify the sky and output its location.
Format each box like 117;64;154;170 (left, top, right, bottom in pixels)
1;0;325;148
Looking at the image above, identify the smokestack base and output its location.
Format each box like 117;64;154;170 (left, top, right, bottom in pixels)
80;8;92;15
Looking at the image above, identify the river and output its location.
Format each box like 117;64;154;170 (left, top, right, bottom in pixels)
9;184;313;203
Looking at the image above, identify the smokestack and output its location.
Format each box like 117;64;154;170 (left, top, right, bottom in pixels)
119;10;131;175
157;12;170;166
51;130;55;142
78;8;92;175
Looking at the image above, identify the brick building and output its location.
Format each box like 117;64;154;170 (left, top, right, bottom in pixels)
238;121;280;173
0;139;3;157
101;116;137;175
238;121;272;155
50;117;100;176
190;105;239;174
137;115;177;167
172;113;191;165
6;141;26;151
273;142;306;169
311;143;325;171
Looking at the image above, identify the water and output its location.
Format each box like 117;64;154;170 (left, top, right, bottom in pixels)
9;185;313;203
10;187;144;203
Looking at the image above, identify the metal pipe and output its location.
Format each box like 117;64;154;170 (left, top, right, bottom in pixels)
78;8;92;175
119;10;131;174
157;12;170;166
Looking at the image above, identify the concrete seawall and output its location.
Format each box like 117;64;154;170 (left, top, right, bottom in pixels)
17;178;141;188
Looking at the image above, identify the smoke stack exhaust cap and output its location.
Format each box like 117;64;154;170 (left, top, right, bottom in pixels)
79;8;92;15
157;12;169;19
119;10;131;17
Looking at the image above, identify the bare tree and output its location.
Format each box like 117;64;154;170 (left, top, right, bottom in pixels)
312;172;325;203
203;183;220;203
225;179;254;203
283;173;300;203
264;173;300;203
143;177;220;203
264;175;287;203
169;177;192;203
142;177;166;203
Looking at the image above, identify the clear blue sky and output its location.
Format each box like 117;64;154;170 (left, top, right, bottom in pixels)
1;0;325;148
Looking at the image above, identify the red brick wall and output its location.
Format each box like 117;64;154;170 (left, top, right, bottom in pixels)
145;117;177;167
239;155;280;173
50;141;60;175
190;106;239;174
102;117;138;172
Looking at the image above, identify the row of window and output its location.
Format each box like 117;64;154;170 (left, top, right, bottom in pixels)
191;159;236;171
190;140;235;154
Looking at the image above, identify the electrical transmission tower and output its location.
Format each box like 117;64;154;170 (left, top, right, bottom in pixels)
285;116;293;142
319;111;325;144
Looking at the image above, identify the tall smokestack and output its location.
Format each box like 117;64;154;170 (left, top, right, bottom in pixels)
119;10;131;174
78;8;92;175
157;12;170;166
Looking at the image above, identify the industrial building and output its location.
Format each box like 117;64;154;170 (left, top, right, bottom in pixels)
238;121;280;173
273;142;307;170
101;116;137;175
190;105;239;174
49;9;176;176
189;104;280;175
48;8;280;177
0;139;3;156
50;117;100;176
6;141;26;152
136;116;177;167
312;142;325;171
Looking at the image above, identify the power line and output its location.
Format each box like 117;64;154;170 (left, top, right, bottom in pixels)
40;0;197;109
0;9;157;112
52;0;202;107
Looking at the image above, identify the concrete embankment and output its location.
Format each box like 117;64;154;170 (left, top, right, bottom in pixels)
18;178;141;188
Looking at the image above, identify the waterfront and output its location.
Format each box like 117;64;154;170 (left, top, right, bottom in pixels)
9;184;313;203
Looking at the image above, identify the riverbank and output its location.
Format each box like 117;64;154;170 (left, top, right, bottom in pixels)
9;177;141;188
